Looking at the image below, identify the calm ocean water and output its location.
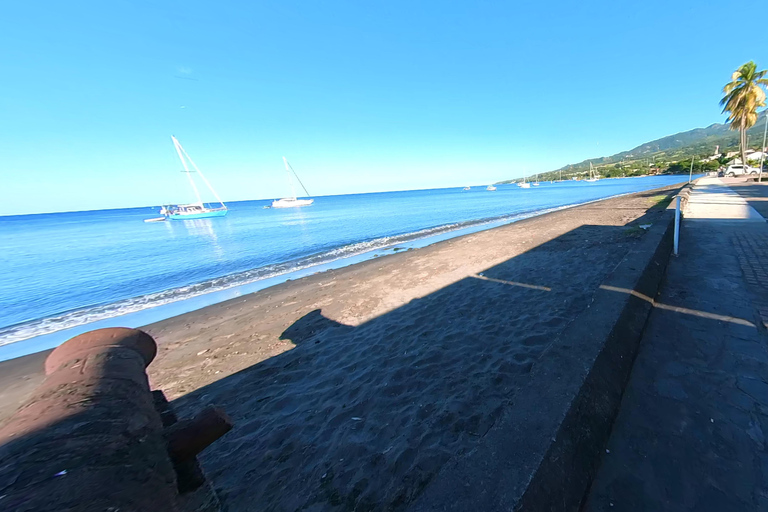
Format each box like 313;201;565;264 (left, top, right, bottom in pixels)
0;176;694;357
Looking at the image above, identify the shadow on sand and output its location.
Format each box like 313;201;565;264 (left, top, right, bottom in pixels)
0;188;692;511
167;202;673;511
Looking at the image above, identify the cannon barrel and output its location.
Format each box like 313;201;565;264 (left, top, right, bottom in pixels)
0;327;231;512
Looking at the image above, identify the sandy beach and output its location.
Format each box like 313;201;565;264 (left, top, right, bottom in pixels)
0;184;682;510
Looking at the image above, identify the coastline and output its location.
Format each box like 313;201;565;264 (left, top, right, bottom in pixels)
0;185;677;420
0;183;684;511
0;186;666;362
151;184;680;510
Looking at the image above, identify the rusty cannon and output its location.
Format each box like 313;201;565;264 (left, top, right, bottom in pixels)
0;328;232;512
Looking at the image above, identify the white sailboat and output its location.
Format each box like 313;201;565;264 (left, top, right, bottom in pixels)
585;162;600;182
272;157;314;208
146;136;228;222
518;176;530;188
487;184;497;191
533;174;540;186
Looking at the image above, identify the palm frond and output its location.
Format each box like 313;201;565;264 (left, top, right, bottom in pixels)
720;61;768;132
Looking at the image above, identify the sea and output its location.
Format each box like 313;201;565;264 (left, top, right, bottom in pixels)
0;175;696;361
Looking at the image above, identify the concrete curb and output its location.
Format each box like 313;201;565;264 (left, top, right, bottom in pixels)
409;211;676;511
675;179;697;216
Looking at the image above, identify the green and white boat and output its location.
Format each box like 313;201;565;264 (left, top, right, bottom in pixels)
147;136;228;221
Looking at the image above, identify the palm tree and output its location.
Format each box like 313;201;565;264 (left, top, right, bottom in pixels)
720;61;768;167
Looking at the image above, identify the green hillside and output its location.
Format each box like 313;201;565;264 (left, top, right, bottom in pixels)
501;111;768;183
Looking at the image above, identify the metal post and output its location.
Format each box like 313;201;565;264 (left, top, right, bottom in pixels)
674;196;681;256
759;109;767;182
689;156;694;183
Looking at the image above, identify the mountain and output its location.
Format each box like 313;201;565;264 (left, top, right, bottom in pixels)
503;111;768;182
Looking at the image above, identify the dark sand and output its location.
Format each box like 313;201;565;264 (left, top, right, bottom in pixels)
0;185;681;510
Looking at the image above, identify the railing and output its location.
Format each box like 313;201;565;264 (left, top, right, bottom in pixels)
673;185;694;257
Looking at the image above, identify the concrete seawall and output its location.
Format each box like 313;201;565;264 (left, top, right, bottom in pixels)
410;207;676;511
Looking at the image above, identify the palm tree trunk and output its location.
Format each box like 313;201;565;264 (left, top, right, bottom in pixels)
741;126;747;167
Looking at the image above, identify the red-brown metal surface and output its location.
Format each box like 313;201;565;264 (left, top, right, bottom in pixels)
44;326;157;374
166;406;233;464
0;328;179;512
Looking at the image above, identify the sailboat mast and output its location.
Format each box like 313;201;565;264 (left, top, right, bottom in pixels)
283;157;298;199
284;158;311;197
172;136;203;205
176;140;227;207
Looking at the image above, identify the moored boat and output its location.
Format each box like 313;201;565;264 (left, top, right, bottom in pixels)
585;162;600;182
272;157;314;208
146;136;228;221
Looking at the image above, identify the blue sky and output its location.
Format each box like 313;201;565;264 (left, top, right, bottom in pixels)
2;0;766;215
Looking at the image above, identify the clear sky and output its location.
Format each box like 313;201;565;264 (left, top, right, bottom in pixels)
2;0;767;215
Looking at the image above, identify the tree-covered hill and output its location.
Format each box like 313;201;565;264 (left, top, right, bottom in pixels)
501;111;767;182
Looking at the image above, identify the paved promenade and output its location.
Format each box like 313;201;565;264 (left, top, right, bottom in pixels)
685;177;764;221
584;178;768;511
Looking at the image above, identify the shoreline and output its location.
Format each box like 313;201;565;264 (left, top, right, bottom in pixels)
151;183;680;510
0;184;681;423
0;183;684;509
0;185;671;362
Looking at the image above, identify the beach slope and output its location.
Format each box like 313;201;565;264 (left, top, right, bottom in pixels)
140;185;680;510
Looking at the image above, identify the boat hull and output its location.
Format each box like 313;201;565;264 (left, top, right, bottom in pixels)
168;208;228;220
272;198;314;208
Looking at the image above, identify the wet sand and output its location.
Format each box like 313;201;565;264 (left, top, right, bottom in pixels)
0;185;681;510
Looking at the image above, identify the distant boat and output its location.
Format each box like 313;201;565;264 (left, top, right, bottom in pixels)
463;186;471;191
272;157;314;208
518;176;530;189
487;184;497;191
147;136;228;222
585;162;599;182
533;174;540;186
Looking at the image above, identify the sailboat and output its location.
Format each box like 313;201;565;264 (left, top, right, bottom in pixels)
272;157;314;208
151;136;228;221
533;174;540;186
518;176;530;188
585;162;600;182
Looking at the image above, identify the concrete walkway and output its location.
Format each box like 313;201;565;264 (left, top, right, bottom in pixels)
584;179;768;511
684;177;765;222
